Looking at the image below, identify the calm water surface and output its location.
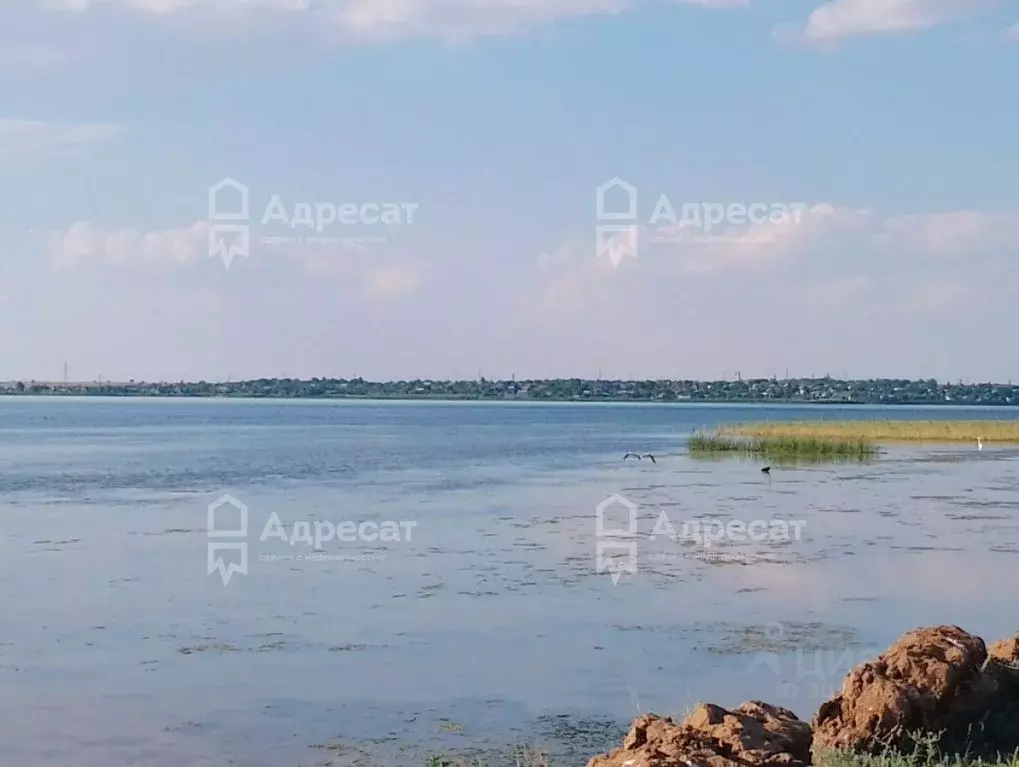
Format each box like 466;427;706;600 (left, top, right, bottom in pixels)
3;398;1018;766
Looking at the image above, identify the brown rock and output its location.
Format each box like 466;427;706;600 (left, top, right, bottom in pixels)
811;625;995;756
980;634;1019;751
988;635;1019;664
587;701;810;767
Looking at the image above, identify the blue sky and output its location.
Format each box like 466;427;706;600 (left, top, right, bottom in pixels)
1;0;1017;383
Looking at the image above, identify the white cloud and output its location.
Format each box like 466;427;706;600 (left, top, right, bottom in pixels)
649;203;876;274
785;0;985;45
361;262;421;299
333;0;628;40
19;0;746;42
42;220;425;305
0;119;122;158
530;203;1018;322
43;0;309;11
520;231;637;324
45;220;208;268
876;211;1019;257
678;205;1019;265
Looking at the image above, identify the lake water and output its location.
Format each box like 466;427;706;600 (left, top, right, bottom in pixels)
3;398;1018;766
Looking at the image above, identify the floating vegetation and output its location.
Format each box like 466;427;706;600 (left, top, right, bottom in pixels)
177;643;238;655
688;432;878;462
719;420;1019;444
328;644;368;652
690;621;861;656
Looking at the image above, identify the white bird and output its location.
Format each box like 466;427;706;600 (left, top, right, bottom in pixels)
977;437;983;451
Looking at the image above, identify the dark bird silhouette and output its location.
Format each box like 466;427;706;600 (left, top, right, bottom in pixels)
623;452;656;463
761;466;771;474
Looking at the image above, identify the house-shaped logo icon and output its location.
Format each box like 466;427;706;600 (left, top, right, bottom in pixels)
208;178;249;222
595;178;639;268
207;179;251;269
207;493;249;586
596;177;637;221
595;493;638;584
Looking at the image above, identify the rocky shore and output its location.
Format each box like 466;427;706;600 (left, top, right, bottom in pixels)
586;626;1019;767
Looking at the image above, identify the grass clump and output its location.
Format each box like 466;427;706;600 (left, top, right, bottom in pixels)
816;732;1019;767
425;747;550;766
688;431;878;462
719;420;1019;444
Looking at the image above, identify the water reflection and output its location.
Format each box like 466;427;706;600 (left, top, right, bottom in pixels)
1;401;1017;766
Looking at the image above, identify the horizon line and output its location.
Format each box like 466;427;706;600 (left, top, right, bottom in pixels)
2;376;1012;387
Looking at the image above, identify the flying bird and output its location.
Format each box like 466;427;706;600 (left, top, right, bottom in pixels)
623;452;656;463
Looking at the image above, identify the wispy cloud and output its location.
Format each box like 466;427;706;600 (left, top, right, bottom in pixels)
43;219;424;303
780;0;987;46
876;211;1019;257
1005;23;1019;41
361;262;421;300
17;0;745;44
658;203;876;273
0;0;999;67
529;203;1018;322
0;119;122;158
45;221;208;268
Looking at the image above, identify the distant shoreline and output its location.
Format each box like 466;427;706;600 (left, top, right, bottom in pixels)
0;376;1017;408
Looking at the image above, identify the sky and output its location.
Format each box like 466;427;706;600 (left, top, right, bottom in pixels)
1;0;1017;384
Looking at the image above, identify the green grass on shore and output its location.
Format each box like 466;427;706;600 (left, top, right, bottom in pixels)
819;754;1019;767
720;420;1019;444
817;735;1019;767
423;749;1019;767
688;431;879;461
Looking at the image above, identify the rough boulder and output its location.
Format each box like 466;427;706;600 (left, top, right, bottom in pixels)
811;625;1019;757
587;701;811;767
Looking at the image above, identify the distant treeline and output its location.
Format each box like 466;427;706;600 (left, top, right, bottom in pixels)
2;377;1017;405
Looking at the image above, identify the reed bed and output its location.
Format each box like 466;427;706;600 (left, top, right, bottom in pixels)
688;432;878;461
718;420;1019;444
